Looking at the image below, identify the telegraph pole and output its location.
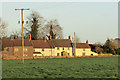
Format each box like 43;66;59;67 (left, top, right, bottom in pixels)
15;8;30;64
74;32;76;56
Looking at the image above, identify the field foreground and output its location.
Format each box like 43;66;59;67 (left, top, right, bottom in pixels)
2;57;118;78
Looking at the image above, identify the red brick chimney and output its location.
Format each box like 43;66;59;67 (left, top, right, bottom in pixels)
29;34;31;40
44;36;46;42
11;35;13;40
86;40;88;44
68;35;71;40
44;36;46;40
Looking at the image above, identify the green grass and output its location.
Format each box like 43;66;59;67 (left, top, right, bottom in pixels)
2;57;118;78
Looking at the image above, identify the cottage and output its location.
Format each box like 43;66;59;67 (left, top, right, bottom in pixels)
75;41;98;56
13;39;33;57
51;39;73;56
2;39;14;56
32;40;53;57
2;38;33;57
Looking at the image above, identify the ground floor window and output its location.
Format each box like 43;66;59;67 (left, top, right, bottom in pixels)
42;48;44;51
82;53;85;56
91;54;93;56
68;53;70;56
57;53;59;56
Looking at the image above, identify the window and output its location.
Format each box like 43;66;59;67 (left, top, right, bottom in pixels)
33;49;35;52
68;53;70;56
24;54;27;56
15;48;18;52
57;53;59;56
63;48;64;50
68;48;70;50
91;54;93;56
24;48;28;52
57;47;59;50
83;49;85;51
82;53;85;56
42;48;44;51
6;48;9;51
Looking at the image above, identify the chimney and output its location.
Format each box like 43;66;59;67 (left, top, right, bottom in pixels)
49;35;52;40
29;34;31;40
68;35;71;40
11;35;13;40
44;36;46;41
86;40;88;44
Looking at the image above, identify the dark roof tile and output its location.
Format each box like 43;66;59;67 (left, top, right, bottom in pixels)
76;43;90;48
51;39;72;47
32;40;51;48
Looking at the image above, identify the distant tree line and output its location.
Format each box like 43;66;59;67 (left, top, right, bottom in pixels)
91;38;120;55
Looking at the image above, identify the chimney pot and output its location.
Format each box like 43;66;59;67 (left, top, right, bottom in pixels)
86;40;88;44
29;34;31;40
44;36;46;40
69;35;71;39
11;35;13;40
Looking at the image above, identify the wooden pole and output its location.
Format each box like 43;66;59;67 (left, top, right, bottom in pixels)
21;9;24;64
74;32;76;56
15;8;29;64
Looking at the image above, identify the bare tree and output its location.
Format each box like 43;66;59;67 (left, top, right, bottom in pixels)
25;11;63;40
0;18;7;39
43;19;63;39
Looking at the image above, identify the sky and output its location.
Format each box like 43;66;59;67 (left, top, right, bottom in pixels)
1;2;118;44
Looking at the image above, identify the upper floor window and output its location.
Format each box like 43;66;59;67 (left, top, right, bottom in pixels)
15;48;18;52
57;47;59;50
42;48;44;51
83;49;85;51
68;47;70;50
24;48;28;52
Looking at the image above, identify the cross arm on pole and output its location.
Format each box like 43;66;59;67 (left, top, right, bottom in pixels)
15;8;30;11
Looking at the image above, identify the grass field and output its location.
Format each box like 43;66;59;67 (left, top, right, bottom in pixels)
2;57;118;78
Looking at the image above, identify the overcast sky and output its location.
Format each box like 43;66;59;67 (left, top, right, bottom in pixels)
1;2;118;44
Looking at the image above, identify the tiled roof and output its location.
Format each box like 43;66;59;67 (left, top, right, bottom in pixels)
2;39;32;47
2;39;91;49
51;39;72;47
76;43;90;48
13;39;32;46
47;40;55;48
32;40;51;48
2;39;14;47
